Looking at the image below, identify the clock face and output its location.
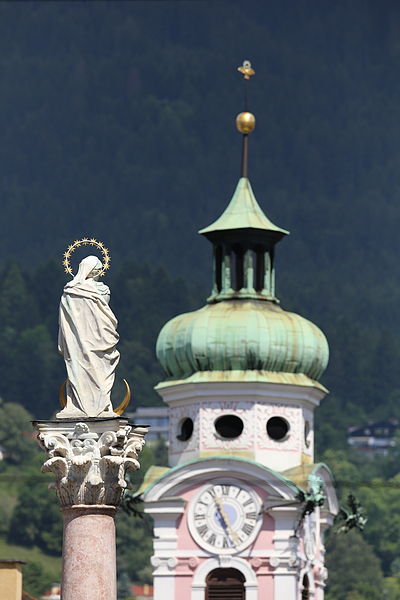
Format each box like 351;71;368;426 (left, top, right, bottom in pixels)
188;481;262;554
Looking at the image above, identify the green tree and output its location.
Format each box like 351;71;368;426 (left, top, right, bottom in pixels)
8;474;62;555
0;399;38;465
325;530;385;600
357;473;400;574
117;570;132;600
116;511;153;585
22;560;54;598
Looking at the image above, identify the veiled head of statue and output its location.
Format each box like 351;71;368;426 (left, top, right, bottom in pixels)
71;255;103;284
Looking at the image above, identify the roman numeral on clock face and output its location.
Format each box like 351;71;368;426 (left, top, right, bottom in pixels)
245;511;257;520
242;523;253;536
197;524;208;536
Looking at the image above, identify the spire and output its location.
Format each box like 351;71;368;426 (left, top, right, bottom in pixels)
199;61;289;304
236;60;256;178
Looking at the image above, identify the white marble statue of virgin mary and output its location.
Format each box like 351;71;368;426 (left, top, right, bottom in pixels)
57;255;120;418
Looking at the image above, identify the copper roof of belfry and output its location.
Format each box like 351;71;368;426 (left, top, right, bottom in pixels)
199;177;289;236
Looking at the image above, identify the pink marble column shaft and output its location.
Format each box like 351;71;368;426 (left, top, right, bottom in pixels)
61;505;117;600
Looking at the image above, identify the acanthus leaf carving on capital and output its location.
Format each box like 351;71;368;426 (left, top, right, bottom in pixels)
36;420;147;508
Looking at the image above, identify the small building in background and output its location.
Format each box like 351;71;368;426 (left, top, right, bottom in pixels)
131;583;153;599
128;407;168;442
347;419;399;456
0;558;36;600
40;584;61;600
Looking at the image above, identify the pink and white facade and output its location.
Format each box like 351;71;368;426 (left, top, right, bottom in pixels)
141;376;338;600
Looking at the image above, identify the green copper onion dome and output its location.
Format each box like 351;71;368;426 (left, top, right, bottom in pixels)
156;299;328;380
156;176;329;383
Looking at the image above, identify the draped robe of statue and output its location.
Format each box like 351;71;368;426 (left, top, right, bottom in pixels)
57;255;120;418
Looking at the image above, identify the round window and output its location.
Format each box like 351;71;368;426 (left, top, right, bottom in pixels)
266;416;289;441
177;417;194;441
215;415;244;439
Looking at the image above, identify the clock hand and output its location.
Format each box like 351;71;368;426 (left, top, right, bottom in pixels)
214;496;240;545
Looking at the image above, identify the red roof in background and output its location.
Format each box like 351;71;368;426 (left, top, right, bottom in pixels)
132;584;153;597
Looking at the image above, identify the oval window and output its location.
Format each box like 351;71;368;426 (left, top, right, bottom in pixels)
177;417;194;441
215;415;244;439
266;416;289;441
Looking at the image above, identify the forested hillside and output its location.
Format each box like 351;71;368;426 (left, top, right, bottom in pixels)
1;1;400;598
1;1;400;433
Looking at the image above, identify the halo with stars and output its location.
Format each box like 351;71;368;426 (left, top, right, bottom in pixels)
62;238;111;277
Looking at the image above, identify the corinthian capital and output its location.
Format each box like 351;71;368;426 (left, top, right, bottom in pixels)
33;418;148;508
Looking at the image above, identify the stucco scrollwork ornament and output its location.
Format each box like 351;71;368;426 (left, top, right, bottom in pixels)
320;566;328;582
303;512;317;561
150;556;177;573
288;534;301;569
268;557;280;569
36;421;147;508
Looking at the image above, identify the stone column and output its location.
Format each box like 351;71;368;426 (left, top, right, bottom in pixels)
33;417;148;600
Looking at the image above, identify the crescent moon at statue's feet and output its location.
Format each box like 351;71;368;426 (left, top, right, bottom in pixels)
114;379;131;416
59;378;131;415
59;380;67;408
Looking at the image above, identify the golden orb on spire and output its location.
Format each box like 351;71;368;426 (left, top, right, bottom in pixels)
236;111;256;134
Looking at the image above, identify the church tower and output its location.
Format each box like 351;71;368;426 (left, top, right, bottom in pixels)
140;62;338;600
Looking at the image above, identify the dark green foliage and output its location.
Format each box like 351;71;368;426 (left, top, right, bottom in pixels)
8;474;62;555
325;530;385;600
22;561;54;598
117;571;132;600
0;399;38;466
